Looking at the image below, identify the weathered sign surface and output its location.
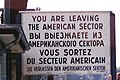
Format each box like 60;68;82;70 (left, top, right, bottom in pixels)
21;11;114;75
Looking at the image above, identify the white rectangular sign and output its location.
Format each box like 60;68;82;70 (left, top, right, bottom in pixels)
21;11;111;75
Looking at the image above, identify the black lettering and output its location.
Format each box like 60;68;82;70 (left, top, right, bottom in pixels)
32;16;36;22
39;57;67;64
51;15;65;22
27;58;35;64
93;66;106;72
28;24;39;30
79;23;103;30
29;33;40;39
27;67;32;72
54;66;61;71
32;16;46;22
64;49;68;56
64;49;91;56
69;15;99;21
93;32;102;39
39;49;59;56
39;58;43;64
79;40;104;47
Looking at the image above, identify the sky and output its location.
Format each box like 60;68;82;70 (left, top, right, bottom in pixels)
0;0;120;68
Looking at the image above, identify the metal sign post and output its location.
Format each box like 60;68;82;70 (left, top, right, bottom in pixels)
3;0;29;80
4;0;11;24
